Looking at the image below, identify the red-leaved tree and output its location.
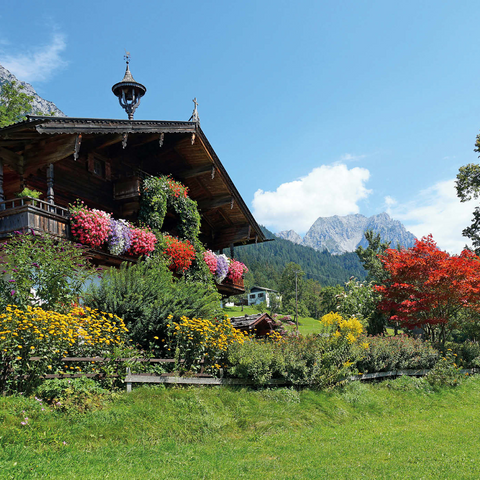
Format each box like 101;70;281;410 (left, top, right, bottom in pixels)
375;235;480;343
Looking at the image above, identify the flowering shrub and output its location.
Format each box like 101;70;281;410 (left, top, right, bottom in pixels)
215;254;230;283
163;235;196;273
227;333;359;388
166;315;247;374
320;312;364;344
166;176;189;198
203;250;217;274
128;226;157;256
0;305;128;393
140;175;200;242
227;259;248;283
108;219;132;256
355;335;439;373
0;232;94;312
69;201;111;249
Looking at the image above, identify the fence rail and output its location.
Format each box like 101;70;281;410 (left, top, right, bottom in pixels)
0;197;69;217
9;357;479;391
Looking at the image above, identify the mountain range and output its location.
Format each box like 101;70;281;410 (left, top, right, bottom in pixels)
0;64;65;117
276;212;416;254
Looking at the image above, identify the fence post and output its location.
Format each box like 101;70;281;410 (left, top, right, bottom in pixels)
126;367;132;393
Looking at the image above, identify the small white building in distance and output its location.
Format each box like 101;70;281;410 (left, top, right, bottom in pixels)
248;286;281;308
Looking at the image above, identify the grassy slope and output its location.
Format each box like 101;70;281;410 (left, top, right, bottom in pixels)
2;378;480;479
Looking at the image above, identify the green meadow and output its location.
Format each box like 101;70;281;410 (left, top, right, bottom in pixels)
2;376;480;479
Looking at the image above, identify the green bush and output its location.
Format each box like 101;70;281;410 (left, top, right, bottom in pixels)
35;377;114;413
355;335;439;373
442;341;480;368
426;351;464;388
84;258;222;352
0;231;95;312
227;340;281;384
227;334;358;388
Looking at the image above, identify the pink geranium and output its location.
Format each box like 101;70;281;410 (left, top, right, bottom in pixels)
203;250;217;274
227;259;248;283
70;202;111;249
129;226;157;256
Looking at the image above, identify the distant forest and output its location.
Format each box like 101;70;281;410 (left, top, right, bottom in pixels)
231;226;366;290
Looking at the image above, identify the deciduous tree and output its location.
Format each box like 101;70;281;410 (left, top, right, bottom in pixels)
376;235;480;343
356;230;391;283
0;81;34;127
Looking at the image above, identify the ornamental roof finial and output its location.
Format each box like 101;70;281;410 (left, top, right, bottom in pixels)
189;97;200;124
112;53;147;120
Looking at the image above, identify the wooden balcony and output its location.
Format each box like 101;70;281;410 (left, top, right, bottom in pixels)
0;197;244;295
217;277;245;296
0;198;69;239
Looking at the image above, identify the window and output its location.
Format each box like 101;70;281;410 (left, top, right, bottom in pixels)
94;159;105;177
249;294;256;299
258;293;264;298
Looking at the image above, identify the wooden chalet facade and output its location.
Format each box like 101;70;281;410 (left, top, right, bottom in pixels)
0;115;265;295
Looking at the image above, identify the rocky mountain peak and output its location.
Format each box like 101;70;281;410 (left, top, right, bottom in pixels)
0;64;65;117
275;212;416;254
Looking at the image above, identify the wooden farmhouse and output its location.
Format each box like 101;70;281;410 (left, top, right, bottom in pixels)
248;286;281;307
0;65;265;296
229;313;278;337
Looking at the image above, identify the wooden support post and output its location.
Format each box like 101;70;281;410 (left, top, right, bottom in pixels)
47;163;54;204
0;159;4;210
230;243;234;260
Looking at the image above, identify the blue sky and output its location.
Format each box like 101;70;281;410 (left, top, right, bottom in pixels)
1;1;479;252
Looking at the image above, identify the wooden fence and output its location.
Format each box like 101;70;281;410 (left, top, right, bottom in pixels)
10;357;479;392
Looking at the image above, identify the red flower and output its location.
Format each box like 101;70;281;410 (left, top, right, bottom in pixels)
163;235;196;273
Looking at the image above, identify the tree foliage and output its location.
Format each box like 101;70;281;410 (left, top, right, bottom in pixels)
455;134;480;252
337;278;386;335
0;232;95;312
84;257;222;352
376;235;480;343
356;230;391;283
0;81;34;127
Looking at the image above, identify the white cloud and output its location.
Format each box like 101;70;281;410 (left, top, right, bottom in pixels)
384;195;397;209
0;33;67;82
339;153;367;163
252;164;372;233
387;179;475;254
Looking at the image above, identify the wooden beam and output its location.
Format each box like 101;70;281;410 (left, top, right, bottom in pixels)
178;164;213;179
94;134;125;150
0;146;23;172
23;136;77;172
209;226;251;250
198;195;232;210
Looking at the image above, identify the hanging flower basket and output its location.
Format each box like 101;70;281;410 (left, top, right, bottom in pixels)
163;234;196;273
69;201;111;249
108;218;132;256
215;254;230;284
227;259;249;283
128;226;157;256
203;250;218;274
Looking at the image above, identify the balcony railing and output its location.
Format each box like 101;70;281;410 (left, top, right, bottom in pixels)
0;198;69;239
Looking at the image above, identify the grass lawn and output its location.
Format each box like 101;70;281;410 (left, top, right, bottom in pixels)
2;377;480;478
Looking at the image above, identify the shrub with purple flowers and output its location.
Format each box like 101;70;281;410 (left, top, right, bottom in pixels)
108;219;132;256
215;254;230;284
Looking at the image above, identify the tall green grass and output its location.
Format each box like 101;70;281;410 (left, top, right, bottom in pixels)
2;377;480;478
